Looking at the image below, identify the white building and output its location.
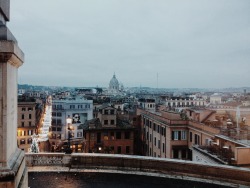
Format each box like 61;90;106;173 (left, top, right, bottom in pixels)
138;99;156;111
109;73;120;95
166;97;207;108
50;98;93;148
210;93;222;105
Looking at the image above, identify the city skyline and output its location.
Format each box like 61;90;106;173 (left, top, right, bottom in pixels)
9;0;250;88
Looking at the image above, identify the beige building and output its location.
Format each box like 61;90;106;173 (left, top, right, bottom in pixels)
138;107;250;166
17;101;38;152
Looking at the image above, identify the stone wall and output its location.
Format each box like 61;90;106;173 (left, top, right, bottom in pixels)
25;153;250;187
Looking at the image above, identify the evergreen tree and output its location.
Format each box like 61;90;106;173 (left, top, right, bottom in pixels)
30;134;39;153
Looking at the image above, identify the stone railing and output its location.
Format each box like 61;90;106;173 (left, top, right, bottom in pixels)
25;153;250;187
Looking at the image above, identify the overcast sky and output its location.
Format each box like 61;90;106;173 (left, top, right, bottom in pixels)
8;0;250;88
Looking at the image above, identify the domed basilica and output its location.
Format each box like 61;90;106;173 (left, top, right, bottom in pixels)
108;73;123;95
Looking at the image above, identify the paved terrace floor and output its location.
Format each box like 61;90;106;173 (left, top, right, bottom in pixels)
28;168;230;188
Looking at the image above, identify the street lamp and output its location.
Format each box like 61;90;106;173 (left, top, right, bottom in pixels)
65;115;72;154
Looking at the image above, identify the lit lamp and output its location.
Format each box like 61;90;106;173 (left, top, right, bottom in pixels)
65;115;72;154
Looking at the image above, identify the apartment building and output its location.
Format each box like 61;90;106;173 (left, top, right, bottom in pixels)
80;104;135;154
139;109;190;159
17;101;39;152
50;98;93;152
138;107;250;166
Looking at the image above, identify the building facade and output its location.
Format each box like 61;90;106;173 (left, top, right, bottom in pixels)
17;101;38;152
50;99;93;152
81;105;135;154
166;97;207;108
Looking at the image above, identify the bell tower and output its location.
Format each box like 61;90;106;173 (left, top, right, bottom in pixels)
0;0;27;187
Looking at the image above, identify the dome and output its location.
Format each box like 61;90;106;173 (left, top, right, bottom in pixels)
109;74;119;91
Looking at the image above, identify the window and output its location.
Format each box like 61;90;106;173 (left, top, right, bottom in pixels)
29;114;32;119
158;140;160;149
172;131;179;140
110;120;115;125
21;114;24;119
154;137;156;146
77;132;82;138
162;127;166;136
57;112;62;117
104;120;108;125
194;134;200;145
21;122;24;127
57;127;61;132
117;146;121;154
153;123;156;131
57;105;62;109
78;105;82;109
52;112;56;116
157;125;160;133
20;139;25;145
181;131;187;140
172;130;186;140
126;146;130;154
104;110;109;115
21;108;26;111
110;110;114;114
29;122;32;127
125;131;130;139
162;143;165;153
150;134;152;142
21;131;26;136
70;105;75;109
57;119;62;125
52;127;56;131
52;119;56;125
28;138;32;144
149;121;152;128
28;107;33;111
189;132;193;142
116;132;121;139
28;130;33;136
146;132;149;140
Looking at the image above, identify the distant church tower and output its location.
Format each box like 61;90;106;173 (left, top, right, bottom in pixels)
109;73;119;94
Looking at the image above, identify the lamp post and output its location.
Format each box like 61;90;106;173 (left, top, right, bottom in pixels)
65;115;72;154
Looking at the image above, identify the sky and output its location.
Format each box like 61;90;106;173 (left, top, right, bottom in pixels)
8;0;250;88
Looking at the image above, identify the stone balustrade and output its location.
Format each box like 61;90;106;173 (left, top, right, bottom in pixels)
25;153;250;187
